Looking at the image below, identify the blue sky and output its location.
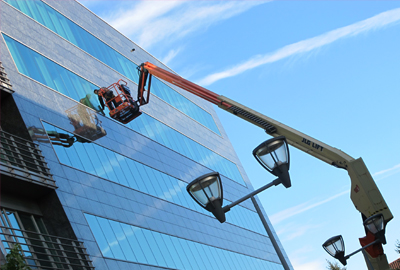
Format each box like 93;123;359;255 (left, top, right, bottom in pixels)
79;1;400;269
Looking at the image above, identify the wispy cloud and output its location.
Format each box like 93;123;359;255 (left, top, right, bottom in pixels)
288;249;325;270
161;48;183;66
288;246;330;270
373;162;400;177
198;8;400;86
103;1;266;49
276;222;324;241
270;190;348;225
106;1;184;39
270;161;400;225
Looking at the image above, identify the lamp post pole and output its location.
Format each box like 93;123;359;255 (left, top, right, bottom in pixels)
251;196;291;270
362;249;375;270
345;239;381;260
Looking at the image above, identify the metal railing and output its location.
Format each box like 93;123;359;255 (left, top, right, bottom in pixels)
0;225;94;270
0;61;14;94
0;130;56;188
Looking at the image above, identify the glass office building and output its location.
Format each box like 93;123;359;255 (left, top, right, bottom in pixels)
0;0;293;269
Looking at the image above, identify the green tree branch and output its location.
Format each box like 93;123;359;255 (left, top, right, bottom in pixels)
1;244;31;270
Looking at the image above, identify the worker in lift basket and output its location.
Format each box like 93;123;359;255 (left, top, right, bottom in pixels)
93;87;119;111
119;84;135;105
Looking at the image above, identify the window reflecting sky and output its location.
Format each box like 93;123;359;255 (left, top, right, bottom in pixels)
85;214;283;270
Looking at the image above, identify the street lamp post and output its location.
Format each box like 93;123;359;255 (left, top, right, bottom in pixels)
322;213;387;268
186;136;291;223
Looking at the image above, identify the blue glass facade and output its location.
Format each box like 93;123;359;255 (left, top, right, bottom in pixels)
3;34;100;110
4;34;244;185
42;122;264;234
0;0;293;269
85;214;284;270
4;0;221;135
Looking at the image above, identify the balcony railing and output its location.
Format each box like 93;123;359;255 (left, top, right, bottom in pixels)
0;130;56;188
0;225;94;270
0;61;14;94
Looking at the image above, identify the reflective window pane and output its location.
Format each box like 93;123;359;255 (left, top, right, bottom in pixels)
41;122;264;234
109;220;136;262
120;224;147;264
3;34;100;111
133;229;157;265
96;217;125;260
85;214;281;270
84;214;114;258
3;0;220;134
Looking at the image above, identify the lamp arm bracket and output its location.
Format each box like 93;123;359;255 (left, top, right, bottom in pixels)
345;239;381;259
222;178;280;213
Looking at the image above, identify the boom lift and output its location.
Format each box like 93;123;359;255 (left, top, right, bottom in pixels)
136;62;393;270
99;79;149;124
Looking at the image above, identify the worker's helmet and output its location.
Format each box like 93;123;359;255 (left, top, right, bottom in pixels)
93;89;99;94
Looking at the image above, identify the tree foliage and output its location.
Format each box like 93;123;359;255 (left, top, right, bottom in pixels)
1;244;31;270
396;239;400;254
326;260;346;270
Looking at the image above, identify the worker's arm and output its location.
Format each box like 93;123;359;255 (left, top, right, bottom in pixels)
97;95;105;110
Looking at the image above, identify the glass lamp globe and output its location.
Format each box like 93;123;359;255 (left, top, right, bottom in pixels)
186;172;226;223
253;136;291;188
363;213;386;244
322;235;347;266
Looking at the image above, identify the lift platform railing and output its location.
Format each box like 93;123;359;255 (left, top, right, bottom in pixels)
0;130;56;188
0;225;94;270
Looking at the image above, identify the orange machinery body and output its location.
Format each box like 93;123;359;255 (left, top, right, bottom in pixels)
137;62;230;108
359;231;384;258
100;79;144;124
